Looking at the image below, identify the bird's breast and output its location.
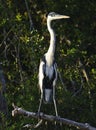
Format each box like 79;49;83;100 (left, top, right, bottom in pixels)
45;65;54;79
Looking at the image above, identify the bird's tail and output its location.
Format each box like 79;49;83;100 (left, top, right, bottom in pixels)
43;89;53;104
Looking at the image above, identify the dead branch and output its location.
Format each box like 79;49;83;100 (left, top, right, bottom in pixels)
12;104;96;130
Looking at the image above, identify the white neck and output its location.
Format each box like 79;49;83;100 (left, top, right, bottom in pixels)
47;19;56;57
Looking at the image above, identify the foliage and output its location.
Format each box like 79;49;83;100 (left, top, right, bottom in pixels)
0;0;96;129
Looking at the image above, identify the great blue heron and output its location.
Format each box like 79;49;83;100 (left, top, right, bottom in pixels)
38;12;70;116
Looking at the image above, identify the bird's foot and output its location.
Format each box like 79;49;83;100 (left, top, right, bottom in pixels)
36;111;40;118
36;111;44;118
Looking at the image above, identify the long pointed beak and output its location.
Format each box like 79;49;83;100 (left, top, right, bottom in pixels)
54;14;70;20
57;15;70;19
60;15;70;19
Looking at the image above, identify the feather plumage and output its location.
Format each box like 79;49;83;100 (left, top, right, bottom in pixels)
38;12;70;116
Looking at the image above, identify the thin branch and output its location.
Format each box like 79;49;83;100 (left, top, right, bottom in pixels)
0;27;14;59
23;119;43;129
12;104;96;130
57;65;67;92
24;0;34;30
78;60;89;84
72;74;83;97
15;42;23;82
1;26;14;47
78;59;96;122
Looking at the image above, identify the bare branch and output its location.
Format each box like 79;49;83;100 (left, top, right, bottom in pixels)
72;74;83;97
78;59;96;122
78;60;89;84
1;27;13;47
57;65;67;92
23;119;43;129
12;105;96;130
24;0;34;30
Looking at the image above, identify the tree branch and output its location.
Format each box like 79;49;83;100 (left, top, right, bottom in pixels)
24;0;34;30
78;59;96;121
12;104;96;130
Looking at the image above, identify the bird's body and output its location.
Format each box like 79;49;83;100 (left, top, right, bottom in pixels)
38;12;70;116
39;55;57;103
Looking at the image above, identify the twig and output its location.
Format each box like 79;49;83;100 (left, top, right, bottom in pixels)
12;104;96;130
15;41;23;82
23;119;43;129
72;74;83;97
57;65;67;91
78;60;89;84
78;59;96;122
1;26;13;47
24;0;34;30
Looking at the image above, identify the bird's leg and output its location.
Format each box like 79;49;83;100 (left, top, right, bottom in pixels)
53;98;58;117
38;92;43;114
53;86;58;117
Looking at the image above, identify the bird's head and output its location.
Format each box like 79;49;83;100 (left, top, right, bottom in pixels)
47;12;70;21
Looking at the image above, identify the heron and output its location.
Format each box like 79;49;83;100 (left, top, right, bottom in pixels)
38;12;70;116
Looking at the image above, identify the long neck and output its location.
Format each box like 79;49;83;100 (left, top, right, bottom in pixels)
47;19;56;57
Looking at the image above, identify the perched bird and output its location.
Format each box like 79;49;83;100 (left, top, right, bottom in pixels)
38;12;70;116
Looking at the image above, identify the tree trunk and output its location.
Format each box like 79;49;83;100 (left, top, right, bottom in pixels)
0;63;8;117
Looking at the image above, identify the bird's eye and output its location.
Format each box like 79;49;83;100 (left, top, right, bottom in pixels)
49;12;56;17
51;12;55;17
